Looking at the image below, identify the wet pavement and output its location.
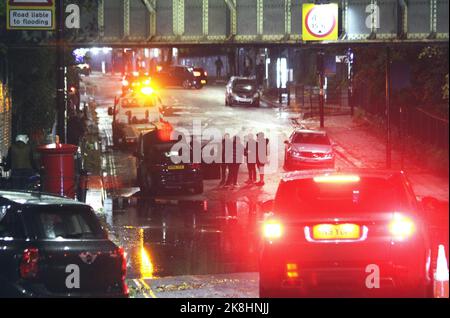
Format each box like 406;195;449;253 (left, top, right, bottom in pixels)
82;73;448;298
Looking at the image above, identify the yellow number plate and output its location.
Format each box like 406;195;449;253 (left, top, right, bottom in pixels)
201;80;206;84
168;165;185;170
312;224;360;240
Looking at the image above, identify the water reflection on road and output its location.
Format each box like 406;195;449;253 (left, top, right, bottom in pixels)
109;196;262;279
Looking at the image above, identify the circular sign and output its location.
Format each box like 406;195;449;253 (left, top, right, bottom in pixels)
305;6;337;38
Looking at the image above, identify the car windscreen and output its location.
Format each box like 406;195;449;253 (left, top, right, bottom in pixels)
292;133;330;145
121;96;158;108
233;80;257;93
29;205;106;239
275;176;410;216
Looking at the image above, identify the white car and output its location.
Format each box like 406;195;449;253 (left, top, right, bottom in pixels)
284;129;335;171
109;90;164;147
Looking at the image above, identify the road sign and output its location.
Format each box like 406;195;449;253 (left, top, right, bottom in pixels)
302;3;339;41
6;0;55;30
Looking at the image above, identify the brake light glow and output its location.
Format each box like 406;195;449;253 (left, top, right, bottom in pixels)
20;248;39;279
204;71;207;76
193;71;202;77
313;174;360;183
263;220;283;239
140;86;154;95
388;213;415;241
286;263;299;278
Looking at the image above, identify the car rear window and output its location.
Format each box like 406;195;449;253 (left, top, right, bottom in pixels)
275;176;411;216
292;133;330;145
121;96;158;108
29;205;106;239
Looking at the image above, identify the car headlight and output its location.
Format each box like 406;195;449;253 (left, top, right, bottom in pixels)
289;150;301;157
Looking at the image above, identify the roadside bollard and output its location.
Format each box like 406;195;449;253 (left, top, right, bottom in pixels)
434;244;449;298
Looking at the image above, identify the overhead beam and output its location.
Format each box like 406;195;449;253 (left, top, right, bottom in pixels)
202;0;209;36
142;0;156;13
173;0;185;36
429;0;437;37
124;0;130;38
285;0;291;36
98;0;104;38
224;0;237;37
257;0;264;35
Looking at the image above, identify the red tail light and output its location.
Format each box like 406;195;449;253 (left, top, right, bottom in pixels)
20;248;39;279
193;71;201;77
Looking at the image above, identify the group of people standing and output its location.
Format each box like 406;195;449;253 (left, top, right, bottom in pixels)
219;132;269;189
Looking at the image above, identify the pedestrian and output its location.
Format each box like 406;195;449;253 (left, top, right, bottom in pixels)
225;135;244;188
4;134;37;190
220;133;232;186
215;57;224;79
255;132;269;186
244;133;257;184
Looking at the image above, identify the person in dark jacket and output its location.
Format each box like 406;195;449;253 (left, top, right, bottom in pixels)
220;133;231;186
244;133;257;184
225;135;244;188
4;134;37;190
255;132;269;186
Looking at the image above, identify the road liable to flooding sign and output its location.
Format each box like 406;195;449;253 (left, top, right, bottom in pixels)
6;0;55;30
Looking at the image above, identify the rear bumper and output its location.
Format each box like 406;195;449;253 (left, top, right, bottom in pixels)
285;155;335;169
156;173;203;190
260;242;430;295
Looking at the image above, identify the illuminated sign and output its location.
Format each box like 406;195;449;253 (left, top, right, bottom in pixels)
7;0;55;30
302;3;339;41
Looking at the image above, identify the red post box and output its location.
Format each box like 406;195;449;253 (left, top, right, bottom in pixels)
37;143;78;198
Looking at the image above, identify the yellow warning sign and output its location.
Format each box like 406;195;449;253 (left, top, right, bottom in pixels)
302;3;338;41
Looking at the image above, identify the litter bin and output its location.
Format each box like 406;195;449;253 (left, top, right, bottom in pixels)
37;143;78;198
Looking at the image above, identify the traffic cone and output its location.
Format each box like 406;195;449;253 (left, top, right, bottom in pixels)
434;244;449;298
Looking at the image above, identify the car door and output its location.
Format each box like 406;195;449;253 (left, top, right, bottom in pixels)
0;203;28;296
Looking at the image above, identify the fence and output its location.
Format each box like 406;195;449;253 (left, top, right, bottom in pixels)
403;106;449;150
290;83;352;118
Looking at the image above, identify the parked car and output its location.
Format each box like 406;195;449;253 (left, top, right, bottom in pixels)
225;77;260;107
0;191;128;297
136;130;204;195
259;169;433;298
284;129;335;171
109;90;164;148
152;65;204;89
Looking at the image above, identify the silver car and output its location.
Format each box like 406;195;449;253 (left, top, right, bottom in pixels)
225;77;260;107
284;129;335;170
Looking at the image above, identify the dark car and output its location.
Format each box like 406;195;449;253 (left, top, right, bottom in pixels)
153;65;203;89
259;170;433;298
192;67;208;88
284;129;335;171
0;191;128;298
225;77;260;107
136;131;203;195
121;72;151;95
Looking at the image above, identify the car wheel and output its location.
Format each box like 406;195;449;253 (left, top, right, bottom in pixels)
182;80;191;89
193;183;204;194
